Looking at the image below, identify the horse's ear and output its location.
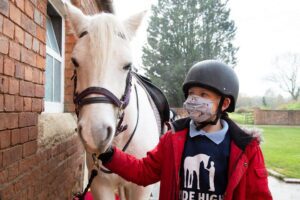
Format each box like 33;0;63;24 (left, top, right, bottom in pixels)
123;11;147;40
64;2;88;36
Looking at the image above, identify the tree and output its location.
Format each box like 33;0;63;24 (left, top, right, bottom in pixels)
142;0;238;106
267;53;300;101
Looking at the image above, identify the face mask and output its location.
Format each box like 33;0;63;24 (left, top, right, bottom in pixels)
183;95;215;123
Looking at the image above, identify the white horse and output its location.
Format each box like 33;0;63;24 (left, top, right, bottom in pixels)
65;2;160;200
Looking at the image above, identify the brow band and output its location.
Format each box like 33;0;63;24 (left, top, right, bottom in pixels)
79;31;88;38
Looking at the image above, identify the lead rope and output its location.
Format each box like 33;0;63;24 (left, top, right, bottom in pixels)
73;153;99;200
73;169;98;200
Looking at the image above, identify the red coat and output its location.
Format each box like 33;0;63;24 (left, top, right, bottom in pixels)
104;117;273;200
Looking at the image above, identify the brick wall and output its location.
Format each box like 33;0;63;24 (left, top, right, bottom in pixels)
254;108;300;125
0;0;101;199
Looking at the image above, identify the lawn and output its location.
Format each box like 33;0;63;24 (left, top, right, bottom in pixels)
259;126;300;178
229;113;300;178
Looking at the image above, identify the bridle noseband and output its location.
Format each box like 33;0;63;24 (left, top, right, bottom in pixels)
72;67;133;134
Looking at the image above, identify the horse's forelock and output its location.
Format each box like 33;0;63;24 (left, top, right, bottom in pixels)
88;14;128;67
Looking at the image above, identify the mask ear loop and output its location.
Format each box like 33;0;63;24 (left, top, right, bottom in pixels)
195;96;225;130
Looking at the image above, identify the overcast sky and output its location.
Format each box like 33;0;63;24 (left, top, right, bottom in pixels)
114;0;300;97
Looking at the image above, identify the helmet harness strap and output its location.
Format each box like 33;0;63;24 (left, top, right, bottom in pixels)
195;96;225;131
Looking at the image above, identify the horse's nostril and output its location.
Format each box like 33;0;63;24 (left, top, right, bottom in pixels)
105;126;113;142
78;125;83;139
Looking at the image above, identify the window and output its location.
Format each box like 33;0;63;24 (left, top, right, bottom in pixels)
45;1;65;113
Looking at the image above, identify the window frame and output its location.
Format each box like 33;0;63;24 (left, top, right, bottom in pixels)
44;0;65;113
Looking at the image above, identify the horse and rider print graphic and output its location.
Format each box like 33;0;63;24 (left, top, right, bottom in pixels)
179;133;230;200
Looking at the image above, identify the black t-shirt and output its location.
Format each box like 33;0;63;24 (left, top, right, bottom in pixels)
179;132;230;200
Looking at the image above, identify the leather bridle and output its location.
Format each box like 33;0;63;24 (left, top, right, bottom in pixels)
71;66;133;135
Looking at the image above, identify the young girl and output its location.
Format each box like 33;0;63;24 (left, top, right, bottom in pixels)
99;60;273;200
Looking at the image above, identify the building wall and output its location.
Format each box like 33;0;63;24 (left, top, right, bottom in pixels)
254;108;300;125
0;0;101;199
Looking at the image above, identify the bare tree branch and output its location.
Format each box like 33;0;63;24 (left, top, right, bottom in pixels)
267;53;300;100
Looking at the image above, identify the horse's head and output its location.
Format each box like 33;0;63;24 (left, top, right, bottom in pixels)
65;2;145;154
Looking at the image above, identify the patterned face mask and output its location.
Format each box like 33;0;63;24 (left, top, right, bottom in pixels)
183;95;215;123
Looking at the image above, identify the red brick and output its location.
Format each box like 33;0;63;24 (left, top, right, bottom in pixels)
14;25;24;44
16;0;24;11
9;41;21;60
8;162;19;180
24;32;32;49
36;25;45;43
41;69;45;84
0;183;14;200
9;78;19;95
25;0;34;19
14;95;23;112
13;177;29;197
9;3;21;25
23;140;37;157
0;0;9;17
15;62;24;79
0;36;9;54
21;47;36;67
2;145;22;167
66;33;77;44
4;57;14;76
0;130;11;149
0;55;3;73
0;151;2;168
20;127;29;143
0;113;5;130
19;112;37;127
0;169;8;185
37;0;47;15
11;129;20;145
27;186;34;199
24;65;32;81
31;98;42;112
32;68;39;83
6;113;19;129
34;9;43;26
4;94;14;111
35;84;44;98
32;37;39;52
0;75;9;93
21;13;36;36
20;81;34;97
36;54;45;69
0;15;3;33
23;97;31;111
0;94;3;111
39;43;46;57
3;18;14;39
28;126;37;140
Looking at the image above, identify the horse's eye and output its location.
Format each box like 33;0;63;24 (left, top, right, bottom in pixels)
71;58;79;68
123;63;132;70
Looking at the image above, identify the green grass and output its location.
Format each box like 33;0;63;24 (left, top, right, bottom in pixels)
228;113;300;178
228;113;253;124
250;125;300;178
277;101;300;110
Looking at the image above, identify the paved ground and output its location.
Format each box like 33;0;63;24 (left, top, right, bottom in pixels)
269;176;300;200
150;176;300;200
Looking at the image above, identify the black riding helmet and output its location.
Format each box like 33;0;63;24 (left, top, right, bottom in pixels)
182;60;239;112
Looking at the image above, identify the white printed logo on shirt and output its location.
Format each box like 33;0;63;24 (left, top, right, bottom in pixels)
183;154;215;191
